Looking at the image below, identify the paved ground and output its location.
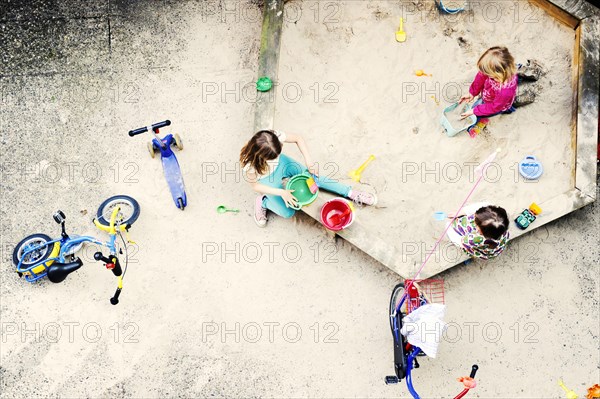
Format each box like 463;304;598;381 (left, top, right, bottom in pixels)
1;1;598;398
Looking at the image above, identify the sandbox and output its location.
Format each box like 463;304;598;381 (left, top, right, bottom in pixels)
255;0;599;278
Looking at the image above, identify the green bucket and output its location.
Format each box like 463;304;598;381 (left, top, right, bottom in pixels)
285;172;319;210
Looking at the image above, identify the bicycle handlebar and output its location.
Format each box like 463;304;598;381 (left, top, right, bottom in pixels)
470;365;478;378
128;120;171;137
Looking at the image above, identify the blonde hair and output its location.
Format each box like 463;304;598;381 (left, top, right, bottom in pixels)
477;46;516;84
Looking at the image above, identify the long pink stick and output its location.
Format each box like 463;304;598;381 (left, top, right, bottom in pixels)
403;150;499;297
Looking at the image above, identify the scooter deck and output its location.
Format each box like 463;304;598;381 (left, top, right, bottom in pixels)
162;154;187;209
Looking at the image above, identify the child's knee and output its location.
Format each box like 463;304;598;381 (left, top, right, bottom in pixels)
279;207;296;219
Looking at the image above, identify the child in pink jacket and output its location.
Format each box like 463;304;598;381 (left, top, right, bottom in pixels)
459;47;542;137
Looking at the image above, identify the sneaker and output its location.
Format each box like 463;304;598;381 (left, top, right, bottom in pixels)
517;59;545;81
254;195;267;227
348;190;378;206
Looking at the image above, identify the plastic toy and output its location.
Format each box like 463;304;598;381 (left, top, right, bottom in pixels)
468;118;489;138
519;155;544;180
217;205;239;214
257;77;273;92
129;120;188;210
285;172;319;210
12;195;140;305
385;280;479;398
441;102;477;137
437;0;466;14
434;211;447;221
396;18;406;42
558;380;578;399
306;175;319;194
348;155;375;182
515;203;542;229
321;198;355;231
415;70;431;77
587;384;600;399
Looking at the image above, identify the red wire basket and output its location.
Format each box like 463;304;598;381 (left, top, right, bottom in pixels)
404;279;445;314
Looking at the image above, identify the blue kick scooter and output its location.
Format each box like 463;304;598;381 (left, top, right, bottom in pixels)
129;120;188;210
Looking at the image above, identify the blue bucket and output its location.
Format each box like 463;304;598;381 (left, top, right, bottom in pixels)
519;155;543;180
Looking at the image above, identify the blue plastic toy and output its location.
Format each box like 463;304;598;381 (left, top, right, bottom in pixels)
129;120;188;210
433;211;447;221
519;155;543;180
437;0;466;14
441;102;477;137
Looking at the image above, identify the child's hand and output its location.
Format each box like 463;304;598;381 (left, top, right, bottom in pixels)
281;189;299;208
308;164;319;177
460;109;474;119
459;94;474;104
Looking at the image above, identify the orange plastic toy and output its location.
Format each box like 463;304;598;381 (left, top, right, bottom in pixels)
587;384;600;399
458;376;477;389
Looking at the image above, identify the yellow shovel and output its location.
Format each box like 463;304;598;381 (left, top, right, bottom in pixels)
558;380;578;399
396;18;406;42
348;155;375;182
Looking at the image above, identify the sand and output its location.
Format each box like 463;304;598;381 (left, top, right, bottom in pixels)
275;0;577;276
0;1;598;398
444;102;476;131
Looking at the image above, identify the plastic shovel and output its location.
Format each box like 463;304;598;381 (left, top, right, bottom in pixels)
348;155;375;182
558;381;578;399
396;18;406;42
329;208;351;226
217;206;239;214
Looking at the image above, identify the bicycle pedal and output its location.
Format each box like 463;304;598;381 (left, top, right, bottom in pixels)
53;210;66;224
385;376;399;385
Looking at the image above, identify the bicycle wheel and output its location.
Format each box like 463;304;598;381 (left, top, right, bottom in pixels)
389;283;405;330
13;234;54;267
96;195;140;227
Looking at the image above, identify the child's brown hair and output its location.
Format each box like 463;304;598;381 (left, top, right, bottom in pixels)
240;130;282;176
474;206;509;241
477;46;516;84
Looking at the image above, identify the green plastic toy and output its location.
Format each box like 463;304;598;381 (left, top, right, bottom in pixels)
256;77;273;92
285;172;319;210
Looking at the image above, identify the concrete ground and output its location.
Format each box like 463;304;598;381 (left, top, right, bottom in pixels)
0;1;598;398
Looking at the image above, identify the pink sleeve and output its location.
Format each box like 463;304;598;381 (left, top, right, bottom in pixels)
469;72;486;97
473;87;516;116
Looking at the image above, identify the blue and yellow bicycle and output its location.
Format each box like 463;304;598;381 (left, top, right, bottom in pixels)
12;195;140;305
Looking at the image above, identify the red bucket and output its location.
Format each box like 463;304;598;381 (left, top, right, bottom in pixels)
320;198;354;231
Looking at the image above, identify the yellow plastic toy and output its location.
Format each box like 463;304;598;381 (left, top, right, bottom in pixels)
395;18;406;42
559;380;579;399
348;155;375;182
415;69;432;77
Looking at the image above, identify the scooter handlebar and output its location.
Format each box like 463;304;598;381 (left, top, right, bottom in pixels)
128;120;171;137
128;127;148;137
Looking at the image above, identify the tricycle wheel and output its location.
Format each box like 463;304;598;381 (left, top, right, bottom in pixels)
173;134;183;151
13;234;54;267
97;195;141;227
177;197;185;210
147;142;156;158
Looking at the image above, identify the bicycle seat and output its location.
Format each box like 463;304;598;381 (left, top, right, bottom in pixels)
47;258;83;283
